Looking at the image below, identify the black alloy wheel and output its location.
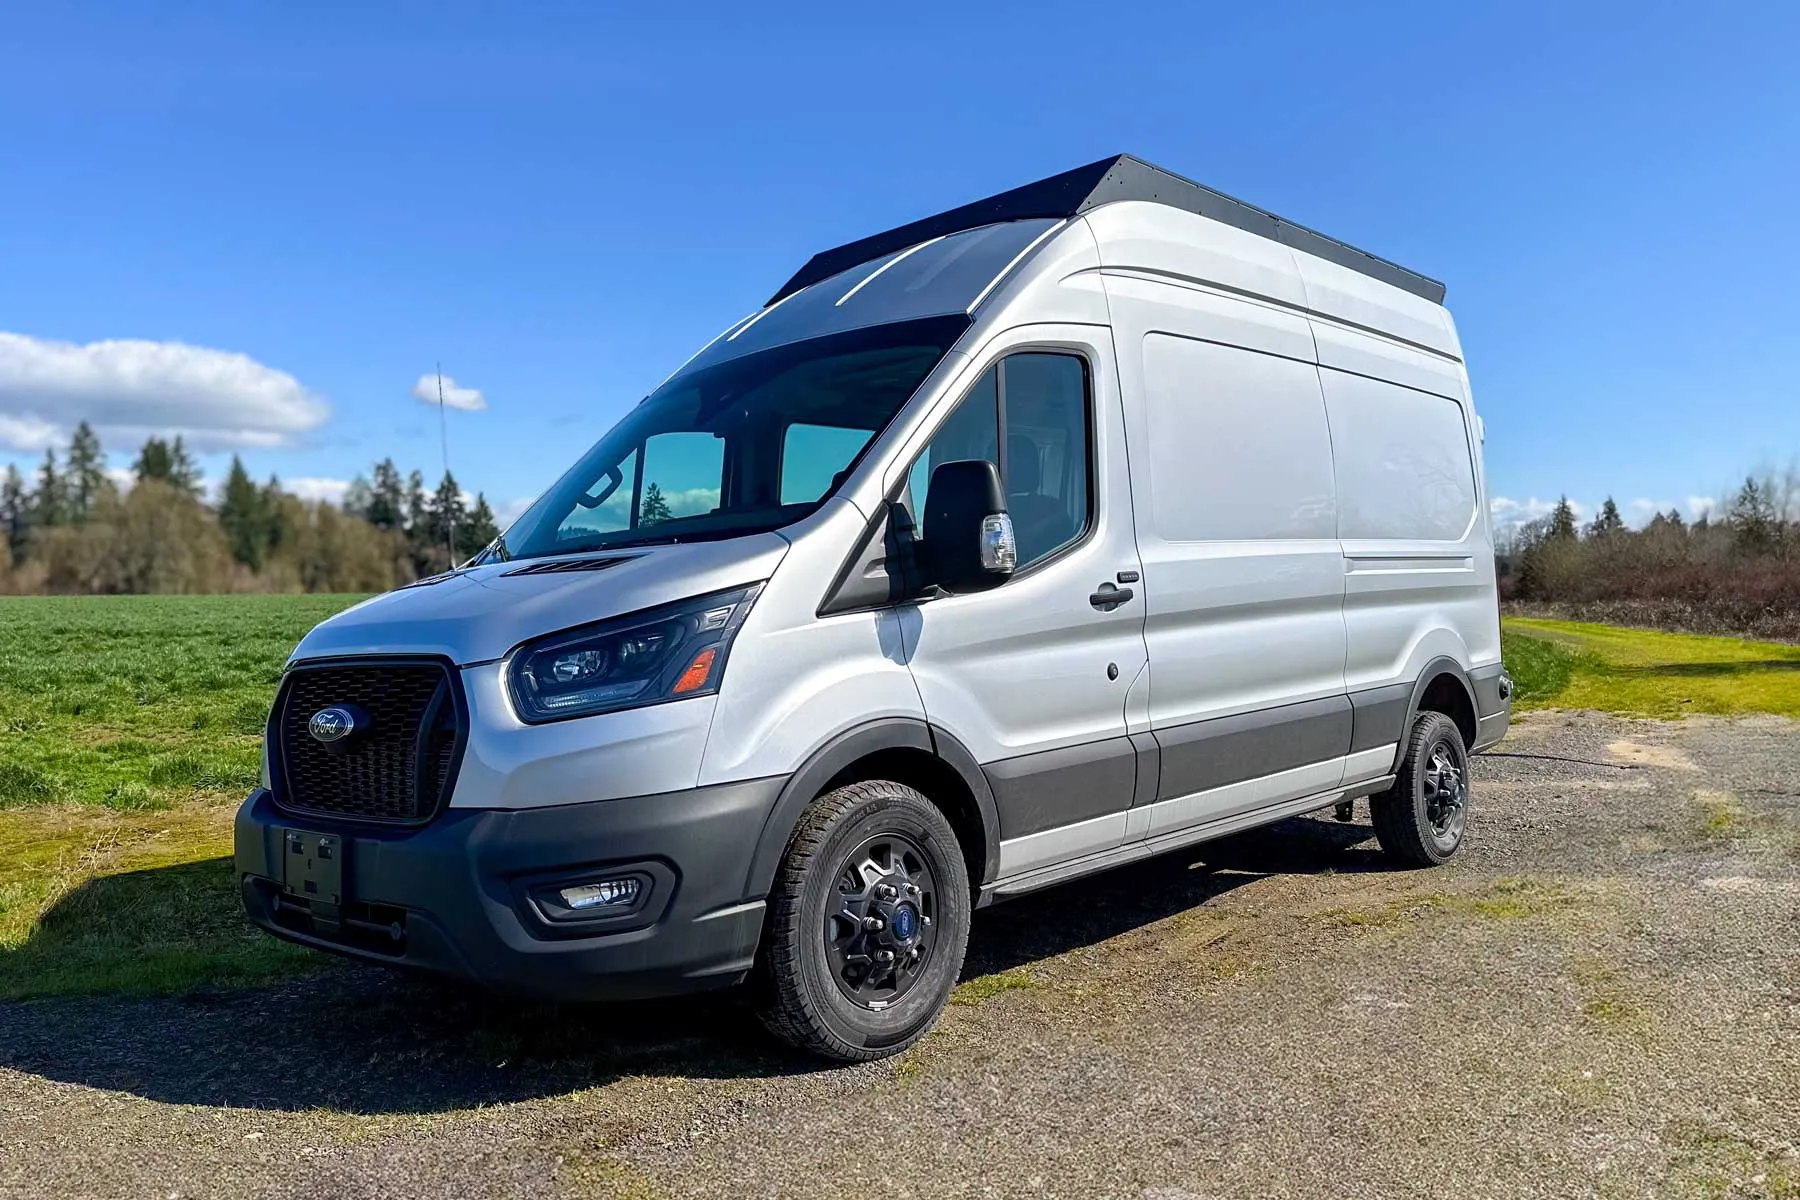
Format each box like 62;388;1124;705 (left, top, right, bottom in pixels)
756;780;971;1062
1372;711;1472;867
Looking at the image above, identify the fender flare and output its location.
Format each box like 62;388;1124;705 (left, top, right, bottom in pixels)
1399;656;1477;765
742;718;1002;901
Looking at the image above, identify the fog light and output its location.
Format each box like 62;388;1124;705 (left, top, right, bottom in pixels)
558;879;642;911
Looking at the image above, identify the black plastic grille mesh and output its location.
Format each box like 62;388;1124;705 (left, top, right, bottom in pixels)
275;663;461;823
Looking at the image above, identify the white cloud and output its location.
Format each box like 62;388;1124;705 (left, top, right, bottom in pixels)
1686;495;1716;521
411;373;487;412
0;413;60;452
0;331;329;453
286;476;353;506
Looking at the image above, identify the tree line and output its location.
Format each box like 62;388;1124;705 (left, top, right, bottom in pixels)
0;423;502;595
1502;469;1800;640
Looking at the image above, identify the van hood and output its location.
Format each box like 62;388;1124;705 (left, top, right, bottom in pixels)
291;533;791;666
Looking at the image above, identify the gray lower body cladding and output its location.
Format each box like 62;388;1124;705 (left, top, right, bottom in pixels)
234;779;782;1002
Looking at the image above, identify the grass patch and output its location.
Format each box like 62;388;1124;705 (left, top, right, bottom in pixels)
0;595;364;999
950;968;1038;1006
1502;617;1800;718
0;798;317;999
0;761;64;808
1665;1118;1800;1198
1500;627;1579;702
1325;877;1581;929
1693;790;1752;844
0;594;361;810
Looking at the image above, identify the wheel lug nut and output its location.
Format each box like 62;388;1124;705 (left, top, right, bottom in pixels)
862;916;884;931
876;950;894;962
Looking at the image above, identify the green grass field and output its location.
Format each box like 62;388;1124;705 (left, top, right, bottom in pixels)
1;596;1796;1003
0;594;364;998
1501;617;1800;718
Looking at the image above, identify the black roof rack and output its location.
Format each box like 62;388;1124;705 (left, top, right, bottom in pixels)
770;154;1445;307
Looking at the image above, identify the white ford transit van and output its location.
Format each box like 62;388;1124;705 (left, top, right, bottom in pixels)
237;156;1511;1061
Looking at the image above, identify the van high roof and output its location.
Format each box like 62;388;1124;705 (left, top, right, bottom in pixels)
770;154;1445;307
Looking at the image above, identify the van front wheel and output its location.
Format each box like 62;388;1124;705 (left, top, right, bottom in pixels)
754;780;971;1062
1371;712;1470;867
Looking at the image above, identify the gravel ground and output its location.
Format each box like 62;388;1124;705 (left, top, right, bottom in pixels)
3;710;1797;1200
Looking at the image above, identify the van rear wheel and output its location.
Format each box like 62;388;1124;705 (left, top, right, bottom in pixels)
754;780;971;1062
1371;712;1470;867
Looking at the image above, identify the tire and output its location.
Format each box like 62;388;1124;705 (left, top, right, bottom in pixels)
754;779;971;1063
1370;712;1471;867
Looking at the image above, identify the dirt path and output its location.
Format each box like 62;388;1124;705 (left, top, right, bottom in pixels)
3;711;1797;1199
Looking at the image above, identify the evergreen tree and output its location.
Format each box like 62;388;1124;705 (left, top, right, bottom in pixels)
1665;507;1686;531
404;469;432;570
405;470;429;533
169;436;203;495
33;449;68;527
1587;496;1625;539
1547;496;1578;542
428;471;468;562
261;475;296;556
133;437;175;485
218;455;272;570
367;459;406;531
462;493;500;558
0;464;29;562
1729;476;1777;556
341;474;373;519
639;481;673;525
65;421;112;521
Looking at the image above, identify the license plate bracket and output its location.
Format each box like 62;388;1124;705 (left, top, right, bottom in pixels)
281;830;346;908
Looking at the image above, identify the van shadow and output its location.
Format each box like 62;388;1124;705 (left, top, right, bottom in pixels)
0;816;1378;1114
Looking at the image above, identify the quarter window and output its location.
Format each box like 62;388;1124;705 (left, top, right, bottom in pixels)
905;352;1092;570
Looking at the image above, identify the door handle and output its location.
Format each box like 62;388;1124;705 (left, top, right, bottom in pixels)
1089;582;1135;611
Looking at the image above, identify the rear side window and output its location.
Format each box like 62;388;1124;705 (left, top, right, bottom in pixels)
1140;333;1336;541
1321;370;1477;541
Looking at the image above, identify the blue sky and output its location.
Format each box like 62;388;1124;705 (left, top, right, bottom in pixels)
2;1;1795;530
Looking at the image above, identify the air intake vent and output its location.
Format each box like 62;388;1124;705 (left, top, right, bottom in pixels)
502;556;631;577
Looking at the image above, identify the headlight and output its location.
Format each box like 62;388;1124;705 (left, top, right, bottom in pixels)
507;584;762;723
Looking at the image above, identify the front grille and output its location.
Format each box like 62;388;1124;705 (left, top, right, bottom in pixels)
273;660;464;824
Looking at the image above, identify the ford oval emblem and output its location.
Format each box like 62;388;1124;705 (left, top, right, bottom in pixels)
308;706;357;744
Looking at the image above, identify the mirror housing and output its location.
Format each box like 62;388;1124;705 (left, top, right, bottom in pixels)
920;459;1016;592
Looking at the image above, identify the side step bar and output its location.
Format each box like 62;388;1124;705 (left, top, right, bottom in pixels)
981;775;1394;904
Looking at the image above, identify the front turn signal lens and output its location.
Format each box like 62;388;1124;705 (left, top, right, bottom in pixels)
671;647;717;695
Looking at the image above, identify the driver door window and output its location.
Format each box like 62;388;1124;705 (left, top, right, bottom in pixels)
904;352;1091;571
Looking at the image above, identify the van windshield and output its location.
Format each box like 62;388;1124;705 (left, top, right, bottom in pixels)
489;315;971;562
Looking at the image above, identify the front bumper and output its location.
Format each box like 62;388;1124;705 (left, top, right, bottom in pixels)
234;778;783;1002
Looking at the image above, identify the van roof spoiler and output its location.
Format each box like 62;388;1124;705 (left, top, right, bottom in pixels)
769;154;1446;307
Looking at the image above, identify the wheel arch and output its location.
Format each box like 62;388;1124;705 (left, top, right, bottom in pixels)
743;719;1001;902
1405;656;1479;752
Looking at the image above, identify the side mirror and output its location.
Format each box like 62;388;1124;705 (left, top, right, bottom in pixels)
921;459;1016;592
